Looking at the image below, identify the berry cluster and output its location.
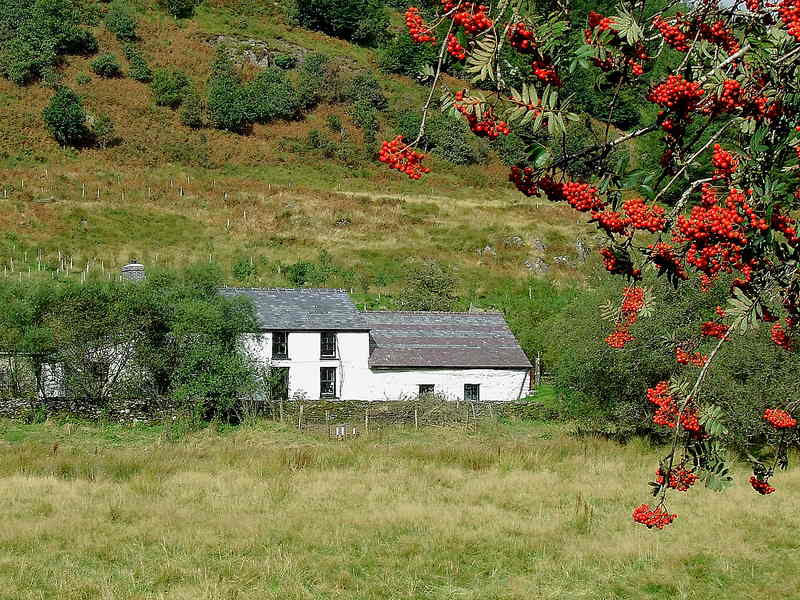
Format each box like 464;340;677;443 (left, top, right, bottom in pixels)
700;20;740;55
605;286;645;348
599;247;641;281
750;476;776;495
647;381;701;431
563;181;604;212
676;348;707;366
405;7;436;44
446;34;466;60
771;322;794;350
508;166;539;197
584;11;648;77
706;80;746;114
747;0;762;11
651;14;741;56
507;22;536;53
779;0;800;41
772;211;800;245
379;136;431;180
651;16;689;52
648;75;705;122
711;145;739;180
592;198;666;236
449;2;493;34
701;321;729;339
763;408;797;428
531;59;562;87
632;504;677;529
648;242;688;281
656;466;698;491
454;92;510;139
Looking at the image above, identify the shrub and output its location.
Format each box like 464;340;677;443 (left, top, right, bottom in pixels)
158;0;201;19
42;86;88;147
179;88;205;129
378;33;437;77
123;44;152;82
105;1;137;41
75;72;91;85
272;53;296;69
150;68;190;108
246;67;299;123
90;53;122;78
90;113;116;149
296;52;331;109
397;260;459;312
206;47;252;133
349;99;379;147
289;0;388;45
344;71;387;110
393;111;478;165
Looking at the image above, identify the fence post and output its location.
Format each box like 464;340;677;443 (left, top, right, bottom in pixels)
298;403;303;430
534;352;542;387
364;405;369;434
414;407;419;430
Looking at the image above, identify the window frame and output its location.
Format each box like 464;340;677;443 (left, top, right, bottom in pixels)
418;384;435;397
272;331;289;360
464;383;480;402
320;366;337;399
320;331;337;359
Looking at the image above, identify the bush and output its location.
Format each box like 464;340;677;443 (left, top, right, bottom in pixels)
206;47;252;133
378;33;437;77
272;53;296;69
397;260;459;311
349;99;379;147
42;86;88;147
124;44;152;82
90;53;122;78
344;71;387;110
289;0;388;45
393;111;478;165
246;67;299;123
296;52;331;109
179;88;205;129
158;0;201;19
105;1;137;41
150;68;190;108
90;113;116;148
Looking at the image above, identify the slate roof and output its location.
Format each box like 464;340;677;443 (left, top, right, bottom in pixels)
365;311;532;369
219;288;368;331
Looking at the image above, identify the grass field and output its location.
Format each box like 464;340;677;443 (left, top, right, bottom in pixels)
1;419;798;599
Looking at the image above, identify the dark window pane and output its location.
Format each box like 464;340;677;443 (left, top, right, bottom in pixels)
321;332;337;358
320;367;337;398
464;384;480;402
418;384;434;397
272;331;288;359
272;367;289;400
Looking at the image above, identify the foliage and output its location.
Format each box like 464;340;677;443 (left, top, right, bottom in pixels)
42;86;88;147
179;87;205;129
394;111;478;165
295;52;333;109
206;47;252;133
90;113;116;149
397;260;459;311
344;71;387;110
246;67;299;123
289;0;388;46
105;1;137;41
123;43;152;82
150;67;190;108
158;0;201;19
378;32;437;77
90;53;122;78
0;0;98;85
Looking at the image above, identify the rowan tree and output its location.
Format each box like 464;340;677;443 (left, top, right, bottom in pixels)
385;0;800;527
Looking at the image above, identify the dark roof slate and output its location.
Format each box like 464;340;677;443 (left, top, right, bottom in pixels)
365;311;532;369
219;288;368;331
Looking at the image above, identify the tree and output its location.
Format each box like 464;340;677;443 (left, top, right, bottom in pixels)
158;0;201;19
150;68;190;108
289;0;388;45
246;67;299;123
42;86;87;147
398;260;459;312
206;47;252;133
390;0;800;526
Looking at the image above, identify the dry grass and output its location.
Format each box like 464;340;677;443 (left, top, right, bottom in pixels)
0;420;798;599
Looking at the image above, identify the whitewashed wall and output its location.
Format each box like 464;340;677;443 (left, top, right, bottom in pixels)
366;368;530;402
242;333;530;402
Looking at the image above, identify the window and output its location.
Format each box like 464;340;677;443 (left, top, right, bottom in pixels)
320;367;337;398
418;384;435;397
272;331;288;360
271;367;289;401
464;384;480;402
320;331;337;358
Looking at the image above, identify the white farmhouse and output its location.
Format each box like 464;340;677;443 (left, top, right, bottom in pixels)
220;287;532;402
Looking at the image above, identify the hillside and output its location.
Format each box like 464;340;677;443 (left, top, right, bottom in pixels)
0;0;597;297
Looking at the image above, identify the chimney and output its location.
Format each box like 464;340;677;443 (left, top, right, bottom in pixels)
121;259;145;283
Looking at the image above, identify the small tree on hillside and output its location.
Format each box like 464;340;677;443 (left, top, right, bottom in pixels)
105;1;138;41
398;260;459;312
42;86;88;147
206;47;252;133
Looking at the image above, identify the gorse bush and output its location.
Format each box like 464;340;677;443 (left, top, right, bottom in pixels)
289;0;388;46
90;53;122;78
150;68;190;108
105;1;137;41
42;86;88;147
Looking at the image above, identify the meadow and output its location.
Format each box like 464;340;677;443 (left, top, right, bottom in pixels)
1;419;798;599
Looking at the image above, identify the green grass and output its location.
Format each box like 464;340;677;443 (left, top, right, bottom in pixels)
0;419;799;599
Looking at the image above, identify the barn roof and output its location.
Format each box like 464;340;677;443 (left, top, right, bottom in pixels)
219;288;368;331
365;311;532;369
